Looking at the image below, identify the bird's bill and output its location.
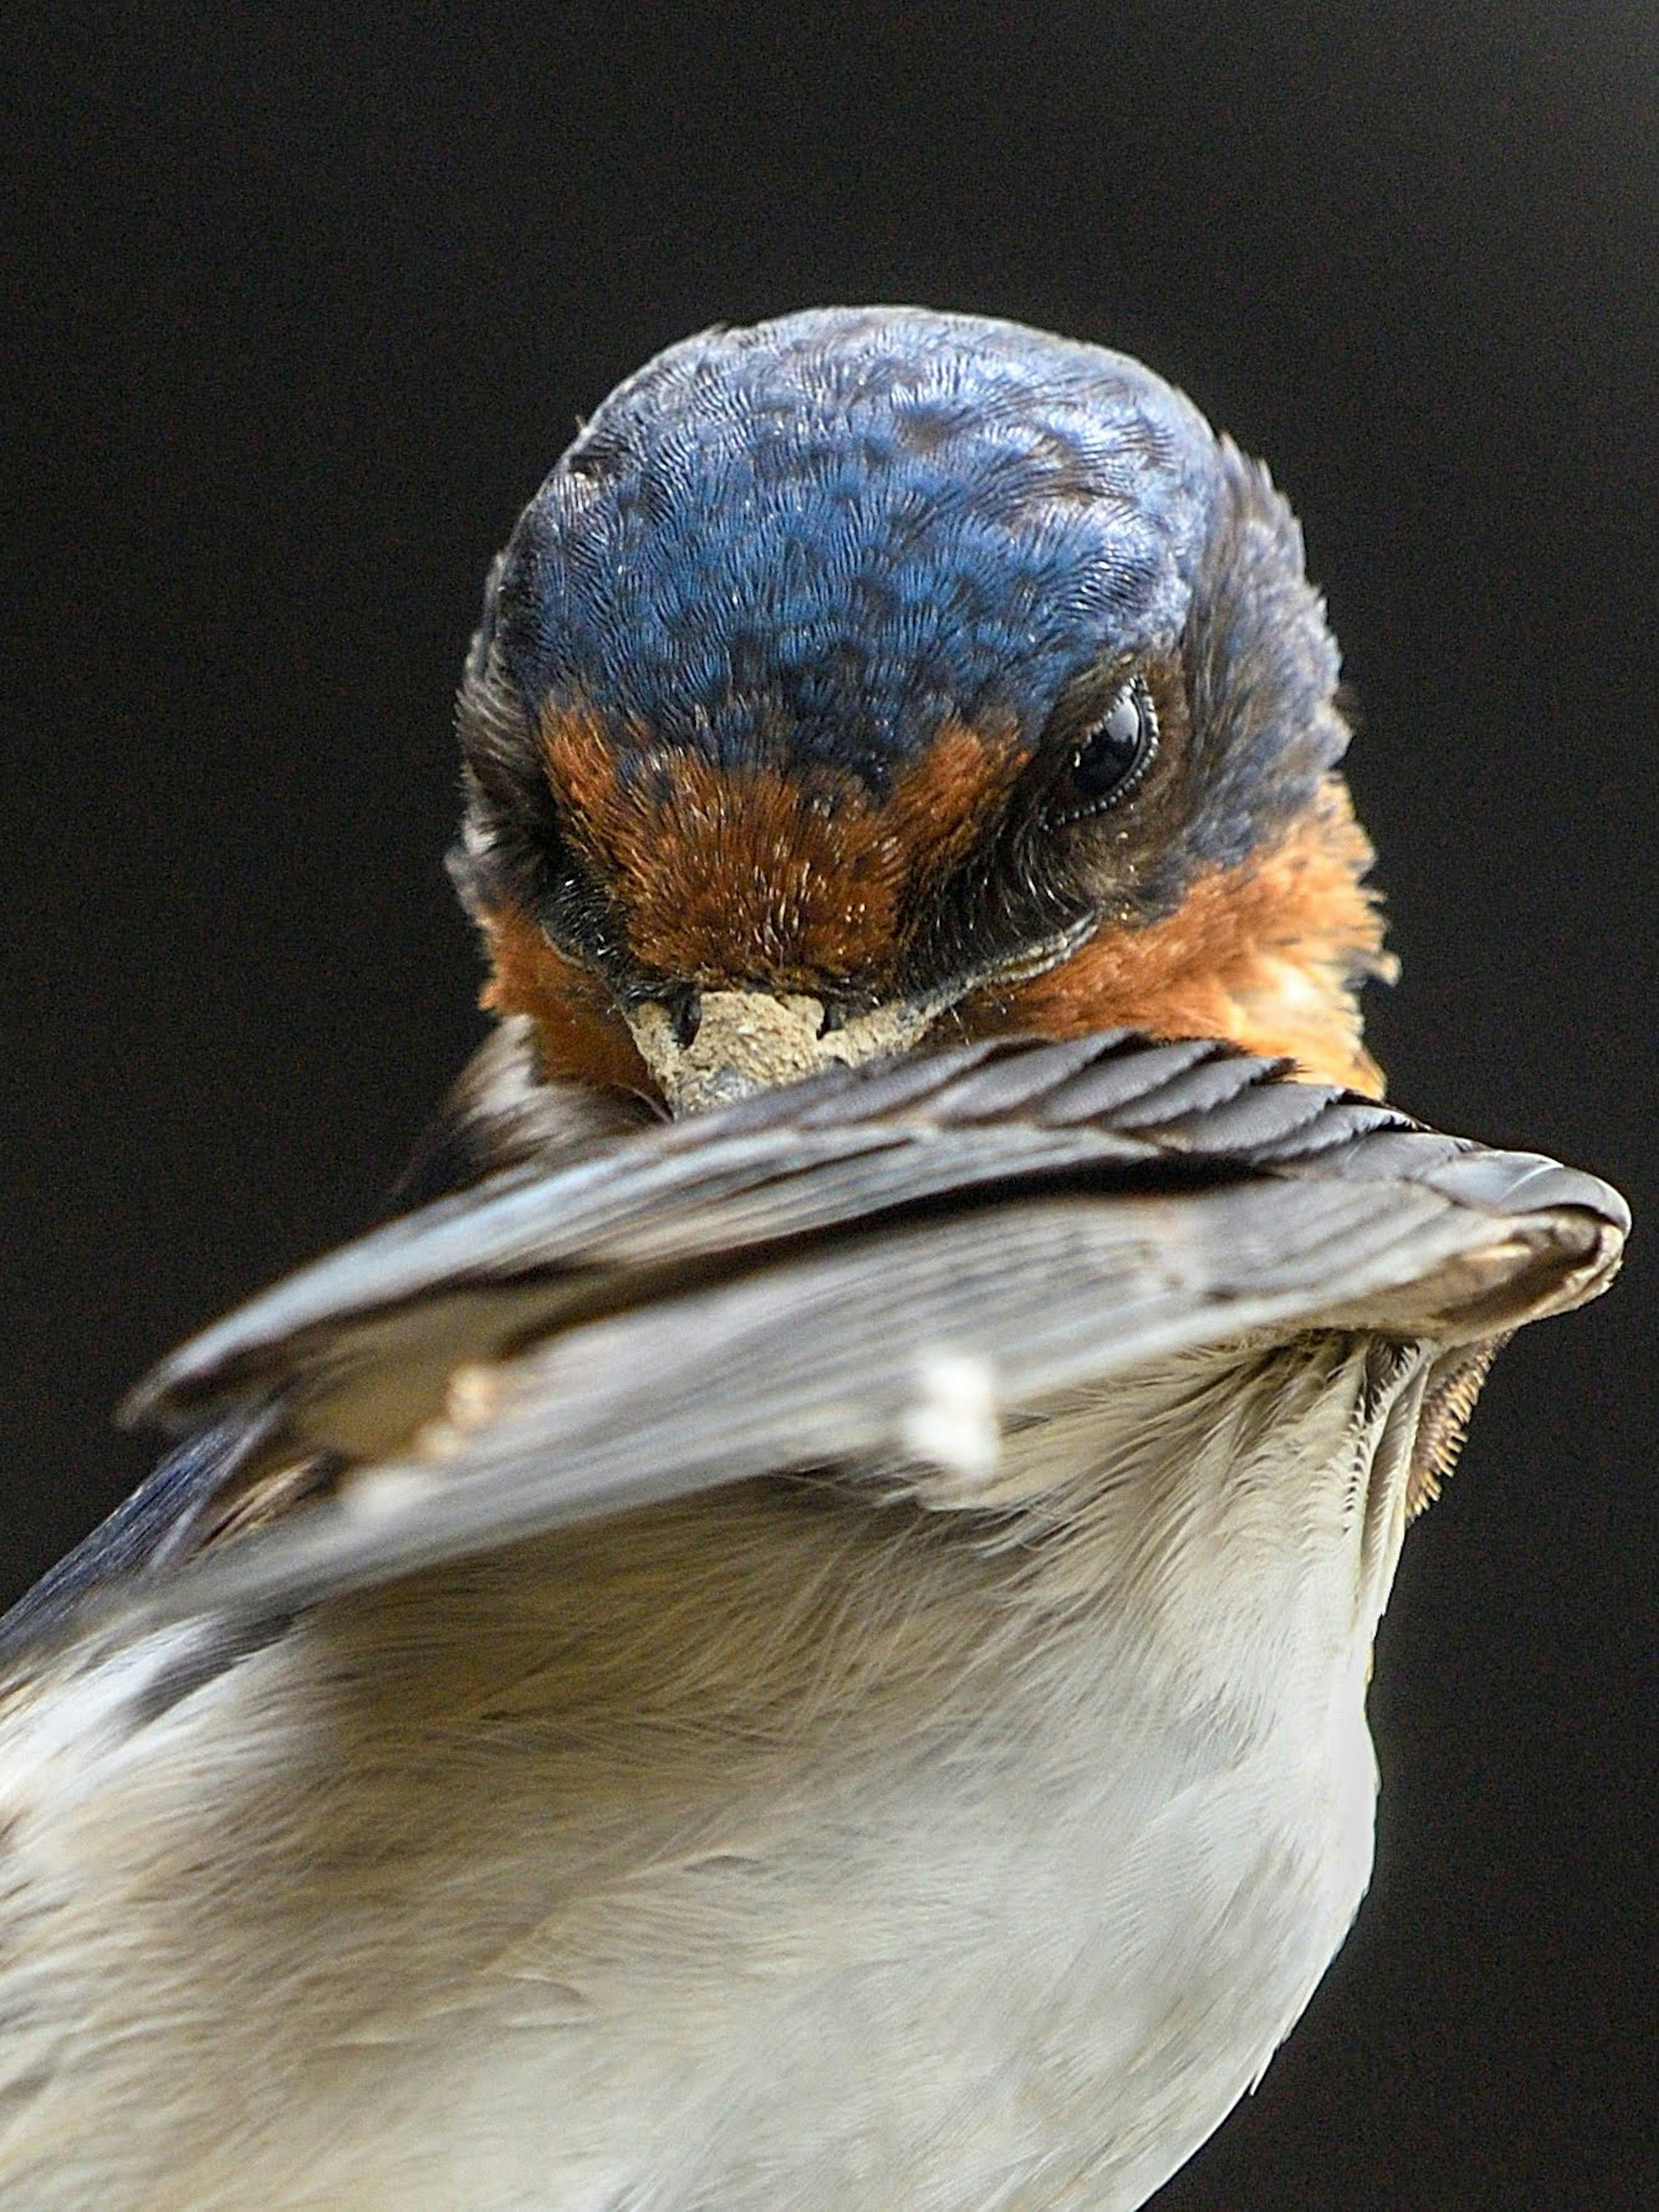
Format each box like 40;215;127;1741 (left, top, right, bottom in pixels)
623;990;941;1115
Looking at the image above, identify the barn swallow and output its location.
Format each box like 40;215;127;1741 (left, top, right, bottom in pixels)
0;308;1627;2212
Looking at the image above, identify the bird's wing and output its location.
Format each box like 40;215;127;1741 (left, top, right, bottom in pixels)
50;1034;1631;1635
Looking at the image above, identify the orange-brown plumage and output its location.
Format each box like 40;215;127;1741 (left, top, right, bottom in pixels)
965;780;1392;1093
478;909;652;1092
486;708;1388;1103
537;703;1025;989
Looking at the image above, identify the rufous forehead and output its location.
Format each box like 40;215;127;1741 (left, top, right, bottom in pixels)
537;702;1024;988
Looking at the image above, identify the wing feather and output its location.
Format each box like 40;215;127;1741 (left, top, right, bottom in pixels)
90;1034;1622;1629
128;1033;1623;1435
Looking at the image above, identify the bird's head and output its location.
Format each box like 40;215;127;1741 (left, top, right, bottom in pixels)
452;308;1392;1115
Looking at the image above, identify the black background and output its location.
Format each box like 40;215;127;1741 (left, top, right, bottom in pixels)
3;5;1654;2204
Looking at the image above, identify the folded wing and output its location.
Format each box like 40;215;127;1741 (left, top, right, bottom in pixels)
33;1033;1627;1637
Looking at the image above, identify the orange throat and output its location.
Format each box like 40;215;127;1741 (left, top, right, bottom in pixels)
967;780;1393;1094
478;919;652;1093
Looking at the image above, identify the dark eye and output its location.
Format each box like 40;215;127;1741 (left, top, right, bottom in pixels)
1059;678;1158;817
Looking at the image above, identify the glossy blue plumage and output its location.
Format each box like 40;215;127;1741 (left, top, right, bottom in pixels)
493;308;1219;788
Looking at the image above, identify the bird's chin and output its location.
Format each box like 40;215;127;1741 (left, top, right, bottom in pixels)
623;990;941;1115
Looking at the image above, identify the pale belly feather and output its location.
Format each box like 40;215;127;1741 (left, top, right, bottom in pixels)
0;1332;1423;2210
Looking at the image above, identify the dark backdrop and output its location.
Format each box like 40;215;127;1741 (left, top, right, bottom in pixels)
3;6;1653;2205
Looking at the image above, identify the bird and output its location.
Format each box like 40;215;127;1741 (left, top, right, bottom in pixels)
0;307;1627;2212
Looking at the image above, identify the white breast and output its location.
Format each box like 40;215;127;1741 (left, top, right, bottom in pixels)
0;1330;1425;2210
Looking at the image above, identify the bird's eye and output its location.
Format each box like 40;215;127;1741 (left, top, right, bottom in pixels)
1059;679;1158;816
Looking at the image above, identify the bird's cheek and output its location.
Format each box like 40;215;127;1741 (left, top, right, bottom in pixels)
475;904;655;1096
960;786;1392;1096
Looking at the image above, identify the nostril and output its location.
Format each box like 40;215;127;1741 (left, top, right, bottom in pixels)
669;988;703;1050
